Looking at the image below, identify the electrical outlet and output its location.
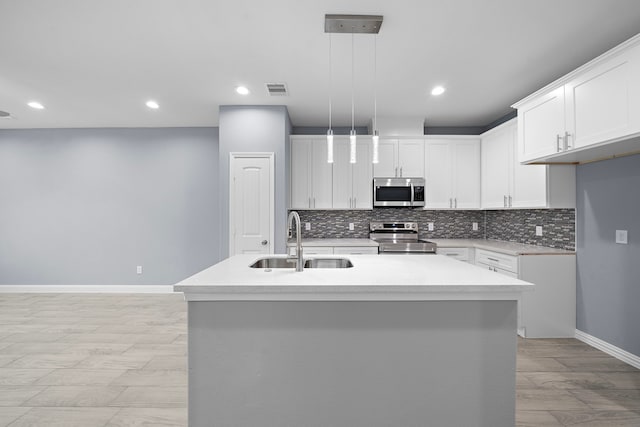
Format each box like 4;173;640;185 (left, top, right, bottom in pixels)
535;226;543;236
349;223;354;231
616;230;628;244
428;222;434;231
136;266;143;275
305;222;311;231
472;222;478;231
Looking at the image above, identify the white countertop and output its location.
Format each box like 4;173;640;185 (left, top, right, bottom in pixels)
429;239;575;256
174;254;533;301
287;238;379;247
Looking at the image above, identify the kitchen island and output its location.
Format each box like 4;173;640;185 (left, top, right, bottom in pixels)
175;254;533;427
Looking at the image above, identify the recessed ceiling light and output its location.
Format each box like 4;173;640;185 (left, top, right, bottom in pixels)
28;101;45;109
236;86;250;95
431;86;446;96
146;100;159;109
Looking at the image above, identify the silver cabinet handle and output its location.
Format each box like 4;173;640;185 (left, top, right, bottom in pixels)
308;197;311;208
487;257;500;262
449;198;452;208
504;195;507;208
400;167;403;177
353;197;356;208
454;198;457;209
395;167;398;177
508;195;512;207
564;131;572;150
556;134;562;152
313;198;316;208
261;240;268;246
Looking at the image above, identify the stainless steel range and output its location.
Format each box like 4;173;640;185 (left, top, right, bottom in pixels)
369;221;437;254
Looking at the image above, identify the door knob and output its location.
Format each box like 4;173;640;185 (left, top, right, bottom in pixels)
261;240;268;245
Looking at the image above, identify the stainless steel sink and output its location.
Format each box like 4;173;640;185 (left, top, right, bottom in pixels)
304;258;353;269
249;257;297;268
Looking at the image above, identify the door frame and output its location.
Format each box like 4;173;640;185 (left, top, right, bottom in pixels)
229;152;275;255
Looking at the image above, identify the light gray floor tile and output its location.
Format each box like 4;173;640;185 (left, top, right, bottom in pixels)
0;386;46;406
1;333;65;343
75;355;153;370
0;369;53;386
569;389;640;410
105;407;187;427
110;370;186;387
550;410;640;426
0;357;19;368
0;407;30;427
517;389;592;411
516;410;564;426
523;372;617;390
5;354;86;369
142;356;186;371
35;369;127;386
6;407;119;427
109;387;187;408
595;372;640;389
557;357;640;372
23;386;126;407
123;344;186;357
517;356;571;372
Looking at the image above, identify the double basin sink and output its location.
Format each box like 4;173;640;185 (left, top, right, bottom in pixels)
250;257;353;269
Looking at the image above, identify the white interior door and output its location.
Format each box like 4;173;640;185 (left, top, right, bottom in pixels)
229;153;274;255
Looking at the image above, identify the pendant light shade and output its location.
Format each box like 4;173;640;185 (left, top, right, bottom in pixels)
349;130;357;164
372;34;379;164
349;32;356;164
327;129;334;163
372;130;379;164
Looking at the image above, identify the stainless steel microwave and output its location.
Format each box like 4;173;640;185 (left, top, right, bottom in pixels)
373;177;425;207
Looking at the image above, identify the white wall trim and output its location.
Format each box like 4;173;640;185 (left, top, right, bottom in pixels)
575;329;640;370
0;285;176;293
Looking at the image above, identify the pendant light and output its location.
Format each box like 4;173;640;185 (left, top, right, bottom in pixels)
327;34;334;164
372;34;379;164
349;32;356;164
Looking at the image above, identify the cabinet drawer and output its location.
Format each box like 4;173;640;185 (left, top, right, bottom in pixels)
333;246;378;255
475;249;518;274
436;247;470;262
288;246;333;256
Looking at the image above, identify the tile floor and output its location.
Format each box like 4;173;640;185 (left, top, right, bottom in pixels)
0;294;638;426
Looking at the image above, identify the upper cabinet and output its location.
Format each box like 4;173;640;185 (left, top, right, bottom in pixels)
290;138;333;209
481;119;575;209
373;139;425;178
290;136;372;210
332;137;373;209
424;137;480;209
514;34;640;164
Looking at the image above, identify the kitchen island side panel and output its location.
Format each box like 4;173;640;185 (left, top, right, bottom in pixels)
187;300;517;427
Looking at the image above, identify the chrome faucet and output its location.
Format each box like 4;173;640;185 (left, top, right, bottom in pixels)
287;211;304;272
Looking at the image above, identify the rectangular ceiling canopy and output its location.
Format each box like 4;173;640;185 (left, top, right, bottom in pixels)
324;14;383;34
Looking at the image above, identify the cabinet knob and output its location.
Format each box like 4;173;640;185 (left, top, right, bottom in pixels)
261;240;268;246
556;134;562;152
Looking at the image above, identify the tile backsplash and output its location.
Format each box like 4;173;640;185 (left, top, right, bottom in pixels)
292;208;575;250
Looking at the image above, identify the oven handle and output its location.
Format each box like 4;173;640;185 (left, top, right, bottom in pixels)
410;183;415;206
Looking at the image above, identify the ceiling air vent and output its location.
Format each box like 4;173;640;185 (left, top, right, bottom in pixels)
266;83;288;96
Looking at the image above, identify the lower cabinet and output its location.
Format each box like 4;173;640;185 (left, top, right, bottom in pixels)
288;246;378;256
475;249;576;338
436;247;474;264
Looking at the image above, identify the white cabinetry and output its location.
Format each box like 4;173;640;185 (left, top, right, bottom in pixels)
332;137;373;209
475;249;576;338
481;119;576;209
514;34;640;164
290;138;332;209
289;245;378;256
373;139;424;178
425;138;480;209
436;247;473;264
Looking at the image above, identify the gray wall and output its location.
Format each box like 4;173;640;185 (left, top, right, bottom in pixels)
0;127;220;285
218;106;291;258
576;153;640;356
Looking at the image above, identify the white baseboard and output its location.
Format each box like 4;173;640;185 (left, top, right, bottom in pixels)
575;329;640;370
0;285;176;293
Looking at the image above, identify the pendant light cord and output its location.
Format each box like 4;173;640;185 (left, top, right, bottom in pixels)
351;32;355;133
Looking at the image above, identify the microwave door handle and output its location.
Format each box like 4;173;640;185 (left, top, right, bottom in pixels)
410;183;415;206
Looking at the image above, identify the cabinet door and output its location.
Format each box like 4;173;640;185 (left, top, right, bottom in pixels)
352;139;373;209
424;140;453;208
373;140;398;177
481;126;511;208
565;50;636;149
518;87;566;162
310;140;333;209
453;140;480;209
332;139;352;209
512;162;548;208
397;140;425;177
290;139;311;209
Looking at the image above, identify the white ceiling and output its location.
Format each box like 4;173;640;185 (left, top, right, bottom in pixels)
1;0;640;130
